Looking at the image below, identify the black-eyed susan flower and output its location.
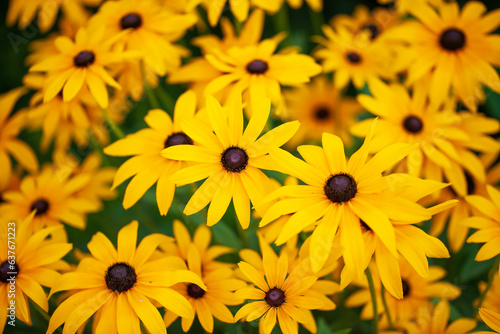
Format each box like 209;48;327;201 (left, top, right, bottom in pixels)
6;0;100;33
0;88;38;191
314;25;396;89
88;0;196;79
322;173;453;299
347;259;460;325
287;0;322;11
29;27;135;108
259;122;453;278
47;221;206;334
237;236;339;333
162;94;299;228
161;220;234;273
0;164;99;233
377;0;444;14
235;237;330;334
283;76;362;147
389;1;500;111
169;9;265;106
164;243;245;332
204;36;322;113
104;90;198;215
400;300;476;334
463;185;500;268
479;308;500;333
0;213;72;332
351;80;500;197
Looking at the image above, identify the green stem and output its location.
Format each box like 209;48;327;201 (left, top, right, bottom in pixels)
33;302;50;323
140;61;160;110
155;84;176;113
476;256;500;315
365;267;379;334
101;107;125;139
381;285;394;330
272;5;291;47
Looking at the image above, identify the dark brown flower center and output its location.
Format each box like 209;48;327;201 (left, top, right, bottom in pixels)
361;22;380;40
105;262;137;293
346;52;362;64
314;106;331;120
187;284;205;299
439;28;466;51
324;173;357;203
164;132;193;148
120;13;142;30
403;115;423;134
0;261;19;283
0;193;4;204
265;288;285;307
221;147;248;172
73;51;95;67
30;199;50;216
246;60;268;74
402;279;411;297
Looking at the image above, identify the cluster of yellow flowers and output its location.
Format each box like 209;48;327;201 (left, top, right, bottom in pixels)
1;0;500;333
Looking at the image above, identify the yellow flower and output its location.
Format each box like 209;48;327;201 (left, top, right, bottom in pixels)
314;25;395;89
0;88;38;191
104;91;197;215
29;27;134;108
162;94;299;228
322;173;453;299
160;220;234;273
47;221;206;334
347;260;460;325
234;237;331;334
478;271;500;318
6;0;101;33
350;80;500;197
204;36;321;113
0;164;100;233
164;243;245;332
259;121;447;278
169;9;265;106
479;308;500;333
88;0;196;78
283;76;362;147
0;213;72;332
401;300;476;334
463;185;500;267
388;1;500;111
201;0;282;27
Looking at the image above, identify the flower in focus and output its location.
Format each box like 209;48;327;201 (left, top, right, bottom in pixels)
283;76;362;147
164;243;245;332
389;1;500;111
204;36;321;114
235;238;329;334
0;87;38;191
162;94;299;228
46;221;206;334
29;27;135;108
88;0;197;80
0;213;72;332
104;90;197;215
351;80;500;197
260;121;446;279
